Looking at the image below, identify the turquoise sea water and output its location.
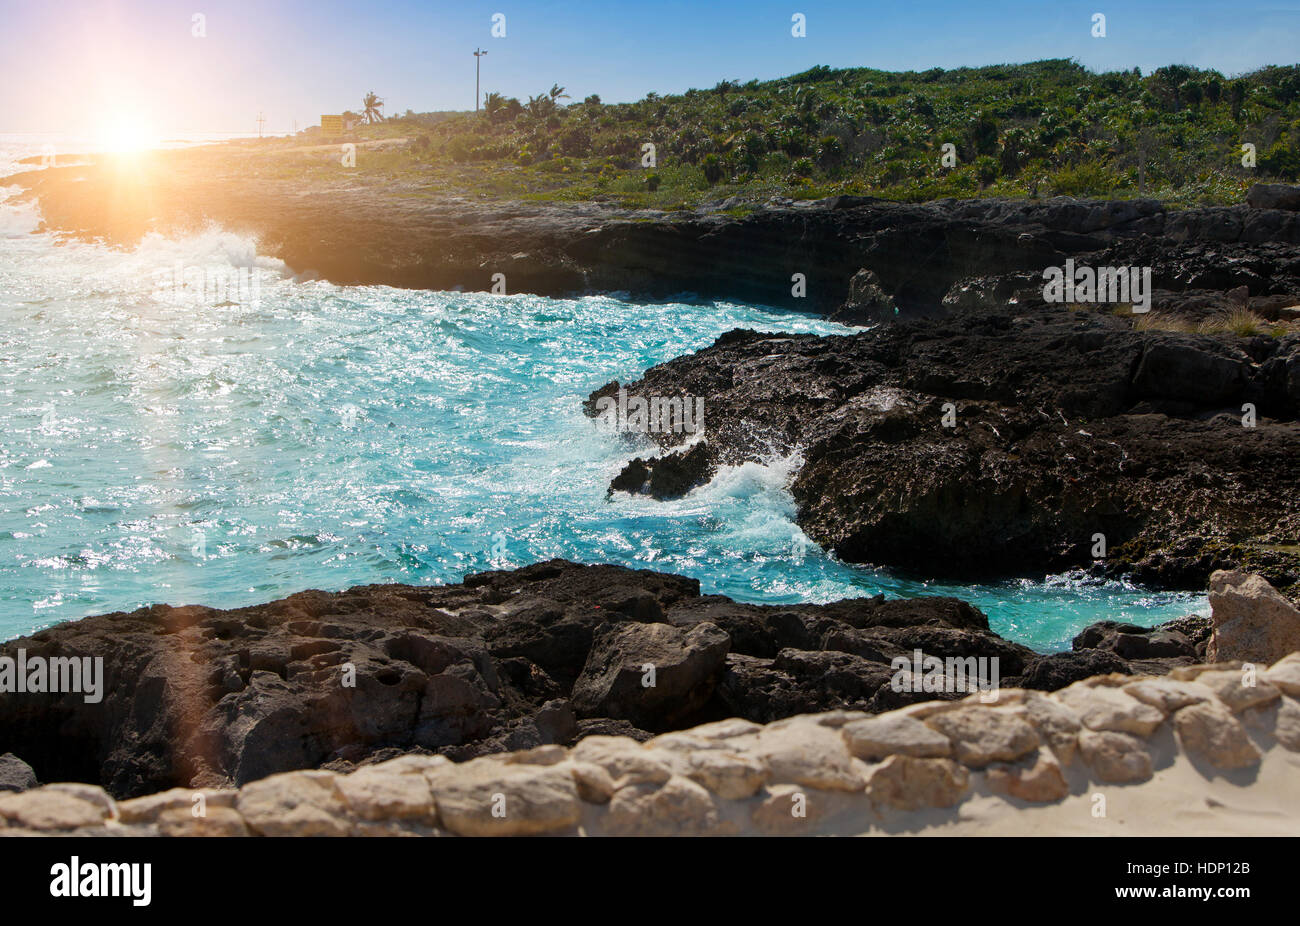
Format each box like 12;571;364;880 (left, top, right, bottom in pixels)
0;139;1206;651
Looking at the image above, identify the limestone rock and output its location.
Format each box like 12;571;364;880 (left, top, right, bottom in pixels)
923;707;1040;767
118;787;237;824
682;750;768;800
752;783;826;834
746;720;866;791
1193;669;1280;713
1174;700;1262;769
842;713;952;761
157;805;249;837
1122;678;1214;713
986;752;1069;803
570;736;673;788
504;744;567;766
426;759;580;836
1274;697;1300;751
1077;730;1153;783
1057;683;1165;736
1207;570;1300;664
568;761;617;803
604;775;722;836
0;787;111;831
1015;692;1082;765
864;755;970;810
42;783;116;819
334;767;437;822
236;770;353;837
1264;653;1300;696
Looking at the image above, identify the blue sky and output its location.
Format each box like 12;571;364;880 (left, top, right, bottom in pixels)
2;0;1298;134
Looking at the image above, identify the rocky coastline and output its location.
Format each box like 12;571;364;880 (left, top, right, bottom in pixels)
587;304;1300;592
0;560;1225;801
5;154;1300;835
9;155;1300;321
4;643;1299;836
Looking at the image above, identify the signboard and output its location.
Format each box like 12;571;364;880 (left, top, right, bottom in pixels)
320;115;343;135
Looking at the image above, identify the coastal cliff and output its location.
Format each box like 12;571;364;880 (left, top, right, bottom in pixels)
11;152;1300;319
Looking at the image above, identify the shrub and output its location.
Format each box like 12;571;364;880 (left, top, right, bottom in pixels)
974;155;1000;186
790;156;815;178
702;153;724;184
447;135;475;163
1049;161;1115;197
816;135;844;169
559;126;592;157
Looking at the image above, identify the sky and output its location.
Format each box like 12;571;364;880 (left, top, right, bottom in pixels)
1;0;1298;136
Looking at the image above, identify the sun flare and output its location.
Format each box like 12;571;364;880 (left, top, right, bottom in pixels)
95;111;160;154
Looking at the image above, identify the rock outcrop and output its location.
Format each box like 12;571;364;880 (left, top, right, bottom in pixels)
5;653;1296;836
1207;569;1300;663
13;157;1300;320
0;755;37;793
0;560;1207;800
1247;183;1300;212
589;311;1300;592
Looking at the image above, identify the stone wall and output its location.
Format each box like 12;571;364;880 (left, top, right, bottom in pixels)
3;652;1298;836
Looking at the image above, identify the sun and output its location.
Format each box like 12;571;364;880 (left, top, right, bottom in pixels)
95;111;160;154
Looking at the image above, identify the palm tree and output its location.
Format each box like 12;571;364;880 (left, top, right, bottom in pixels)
362;91;385;124
548;84;570;103
526;94;557;119
483;91;505;121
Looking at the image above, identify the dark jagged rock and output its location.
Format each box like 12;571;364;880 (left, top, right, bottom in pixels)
1072;615;1211;661
1247;183;1300;212
0;754;38;793
571;621;730;731
608;443;718;500
0;560;1200;798
589;308;1300;593
831;268;897;325
1017;650;1135;690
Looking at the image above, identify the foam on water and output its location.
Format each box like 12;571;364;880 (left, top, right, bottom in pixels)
0;140;1205;651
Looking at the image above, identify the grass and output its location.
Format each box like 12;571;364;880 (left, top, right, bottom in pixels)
1120;306;1292;337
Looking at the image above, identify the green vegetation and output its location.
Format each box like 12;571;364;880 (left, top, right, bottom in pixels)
310;59;1300;208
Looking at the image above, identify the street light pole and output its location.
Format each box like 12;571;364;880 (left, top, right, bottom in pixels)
474;48;487;112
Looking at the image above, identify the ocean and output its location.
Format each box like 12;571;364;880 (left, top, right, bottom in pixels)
0;135;1205;651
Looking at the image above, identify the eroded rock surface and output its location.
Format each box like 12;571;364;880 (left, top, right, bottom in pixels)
0;560;1204;799
589;311;1300;592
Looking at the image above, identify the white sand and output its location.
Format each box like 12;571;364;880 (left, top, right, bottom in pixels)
855;734;1300;836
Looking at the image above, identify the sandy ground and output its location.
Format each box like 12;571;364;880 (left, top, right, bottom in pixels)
887;750;1300;837
862;730;1300;837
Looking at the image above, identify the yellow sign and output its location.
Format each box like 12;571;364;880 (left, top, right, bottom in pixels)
320;115;343;135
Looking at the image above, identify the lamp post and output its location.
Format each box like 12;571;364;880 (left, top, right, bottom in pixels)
474;48;487;112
